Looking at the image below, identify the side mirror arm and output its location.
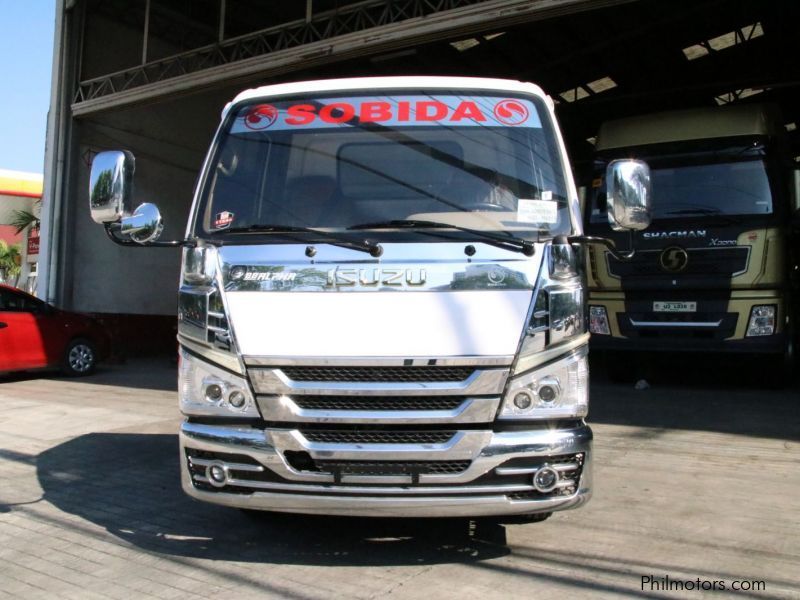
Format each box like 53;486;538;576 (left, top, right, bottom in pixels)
569;232;636;262
103;223;190;248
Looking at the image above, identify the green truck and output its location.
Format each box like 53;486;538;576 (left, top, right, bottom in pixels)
584;104;798;379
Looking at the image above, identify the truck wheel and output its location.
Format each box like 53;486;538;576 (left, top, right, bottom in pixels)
62;338;97;376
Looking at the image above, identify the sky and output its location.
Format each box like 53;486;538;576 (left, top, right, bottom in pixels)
0;1;56;175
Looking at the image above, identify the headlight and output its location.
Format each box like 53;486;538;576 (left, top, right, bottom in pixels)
179;348;259;417
500;346;589;419
746;305;776;337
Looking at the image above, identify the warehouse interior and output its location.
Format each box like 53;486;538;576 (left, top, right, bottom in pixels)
46;0;800;350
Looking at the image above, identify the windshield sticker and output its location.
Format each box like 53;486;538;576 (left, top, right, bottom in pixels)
214;211;235;229
541;190;553;201
517;199;558;224
231;96;542;133
244;104;279;130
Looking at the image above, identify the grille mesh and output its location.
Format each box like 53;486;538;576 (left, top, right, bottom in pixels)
281;366;475;382
292;395;466;411
314;460;471;476
301;430;455;444
608;247;749;277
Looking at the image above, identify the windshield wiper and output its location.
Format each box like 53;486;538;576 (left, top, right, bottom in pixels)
220;224;383;257
348;219;535;256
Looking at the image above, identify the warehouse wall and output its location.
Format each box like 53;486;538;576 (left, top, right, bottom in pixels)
64;90;230;315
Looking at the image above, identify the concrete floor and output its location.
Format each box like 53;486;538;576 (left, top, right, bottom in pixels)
0;356;797;599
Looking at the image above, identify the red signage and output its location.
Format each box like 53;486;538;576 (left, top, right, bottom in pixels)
233;96;541;133
27;227;39;256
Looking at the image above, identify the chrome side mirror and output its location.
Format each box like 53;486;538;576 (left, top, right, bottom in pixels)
89;150;134;224
606;159;652;231
89;150;165;245
120;203;164;244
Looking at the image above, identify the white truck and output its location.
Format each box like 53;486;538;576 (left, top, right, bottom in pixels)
88;76;650;521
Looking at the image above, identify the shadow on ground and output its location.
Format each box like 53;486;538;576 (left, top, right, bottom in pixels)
0;356;178;392
588;353;800;441
33;433;509;566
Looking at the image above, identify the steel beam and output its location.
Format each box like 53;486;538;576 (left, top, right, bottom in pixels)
72;0;634;117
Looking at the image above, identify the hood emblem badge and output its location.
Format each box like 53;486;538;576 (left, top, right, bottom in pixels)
659;247;689;273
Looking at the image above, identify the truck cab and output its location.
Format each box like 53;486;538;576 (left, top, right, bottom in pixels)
88;76;650;520
585;104;797;374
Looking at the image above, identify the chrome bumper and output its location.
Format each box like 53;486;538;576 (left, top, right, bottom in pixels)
179;421;592;517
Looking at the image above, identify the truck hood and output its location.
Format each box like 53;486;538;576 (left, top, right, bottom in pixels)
217;242;543;358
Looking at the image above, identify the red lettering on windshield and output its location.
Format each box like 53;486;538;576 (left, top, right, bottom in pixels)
398;101;411;121
285;104;316;125
320;103;355;123
360;101;392;122
253;98;524;128
451;101;485;121
416;101;448;121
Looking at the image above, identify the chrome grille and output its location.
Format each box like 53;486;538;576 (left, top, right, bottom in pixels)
281;366;475;382
292;395;466;411
301;430;455;444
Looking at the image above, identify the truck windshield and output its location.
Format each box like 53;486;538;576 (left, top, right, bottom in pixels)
195;92;570;240
589;141;773;223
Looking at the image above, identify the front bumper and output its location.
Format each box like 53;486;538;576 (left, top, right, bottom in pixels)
590;331;787;354
179;421;592;517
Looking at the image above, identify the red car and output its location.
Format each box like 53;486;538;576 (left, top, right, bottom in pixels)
0;284;109;376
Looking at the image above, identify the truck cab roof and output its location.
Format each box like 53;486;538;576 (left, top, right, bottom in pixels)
596;103;783;151
224;76;553;119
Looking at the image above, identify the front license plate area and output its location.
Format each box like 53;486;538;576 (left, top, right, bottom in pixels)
653;301;697;313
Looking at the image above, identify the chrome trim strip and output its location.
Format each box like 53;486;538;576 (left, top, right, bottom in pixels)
495;463;579;476
256;395;501;424
276;429;484;461
180;422;591;487
513;334;590;375
188;457;264;473
244;355;515;367
191;474;537;495
181;485;591;517
629;319;723;328
249;368;510;396
178;336;244;375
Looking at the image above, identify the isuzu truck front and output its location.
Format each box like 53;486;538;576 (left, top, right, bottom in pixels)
88;77;651;520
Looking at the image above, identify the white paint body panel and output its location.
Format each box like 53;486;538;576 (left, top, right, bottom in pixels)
226;290;531;357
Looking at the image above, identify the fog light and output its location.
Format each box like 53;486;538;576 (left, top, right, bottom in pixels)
513;390;533;409
538;384;557;403
207;463;227;487
589;306;610;335
205;383;223;402
746;305;776;337
533;466;559;493
228;390;246;409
